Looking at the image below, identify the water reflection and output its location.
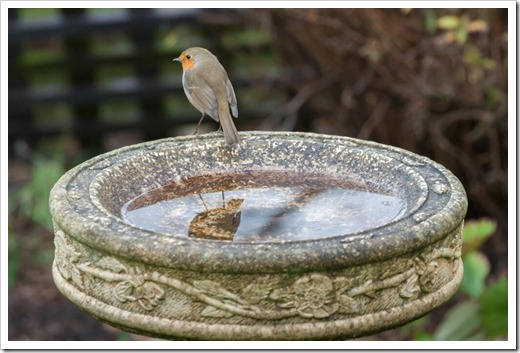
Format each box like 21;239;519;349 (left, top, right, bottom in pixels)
188;192;244;241
252;187;326;238
121;172;407;243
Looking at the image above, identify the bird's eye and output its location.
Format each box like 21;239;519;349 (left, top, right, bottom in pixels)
186;54;191;59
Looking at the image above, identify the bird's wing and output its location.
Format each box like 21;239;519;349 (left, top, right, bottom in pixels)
226;78;238;118
184;71;219;121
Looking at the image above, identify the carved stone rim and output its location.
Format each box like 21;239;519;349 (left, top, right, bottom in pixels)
52;259;463;340
49;132;468;273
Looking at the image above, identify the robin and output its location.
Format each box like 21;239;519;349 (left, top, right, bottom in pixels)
173;47;241;145
189;192;244;241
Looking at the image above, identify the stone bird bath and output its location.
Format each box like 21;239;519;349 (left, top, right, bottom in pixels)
49;131;467;340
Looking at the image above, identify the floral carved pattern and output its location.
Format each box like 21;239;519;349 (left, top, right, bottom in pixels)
54;230;84;289
269;274;359;318
54;230;462;320
113;270;165;311
77;258;166;311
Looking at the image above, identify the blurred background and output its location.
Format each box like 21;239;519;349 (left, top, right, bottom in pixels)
8;8;507;340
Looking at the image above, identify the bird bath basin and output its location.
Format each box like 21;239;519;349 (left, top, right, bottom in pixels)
49;131;467;340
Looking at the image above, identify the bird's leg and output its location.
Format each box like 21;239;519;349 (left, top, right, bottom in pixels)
192;113;205;135
197;194;209;211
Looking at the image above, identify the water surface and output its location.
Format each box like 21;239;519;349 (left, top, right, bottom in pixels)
121;171;406;242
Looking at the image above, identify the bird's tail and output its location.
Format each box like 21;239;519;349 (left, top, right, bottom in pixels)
218;105;241;145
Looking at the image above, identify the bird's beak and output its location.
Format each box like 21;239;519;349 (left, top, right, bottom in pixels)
172;57;180;62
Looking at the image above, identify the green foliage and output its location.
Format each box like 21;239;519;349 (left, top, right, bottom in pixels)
16;140;67;232
424;9;501;109
9;138;72;288
423;9;438;33
430;219;507;340
485;86;507;110
117;331;130;340
434;301;483;340
481;277;508;338
398;315;432;340
222;29;271;48
19;8;59;20
434;13;488;45
433;275;508;340
32;249;56;265
8;189;20;290
414;332;434;341
463;46;496;71
460;252;490;298
436;15;462;30
459;219;496;298
398;219;507;341
8;227;19;290
462;219;496;254
21;43;65;67
463;46;497;83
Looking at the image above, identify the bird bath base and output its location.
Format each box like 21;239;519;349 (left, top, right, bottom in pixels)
50;132;467;340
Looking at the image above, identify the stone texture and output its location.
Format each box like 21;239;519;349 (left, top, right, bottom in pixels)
49;131;467;340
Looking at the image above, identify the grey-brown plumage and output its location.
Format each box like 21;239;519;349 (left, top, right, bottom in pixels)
174;47;241;145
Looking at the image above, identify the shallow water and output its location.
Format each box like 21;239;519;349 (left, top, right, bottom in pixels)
121;171;406;242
